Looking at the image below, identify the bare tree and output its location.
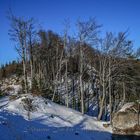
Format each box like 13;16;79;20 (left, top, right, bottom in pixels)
76;18;100;114
8;14;29;94
27;18;37;90
63;19;70;107
96;32;133;122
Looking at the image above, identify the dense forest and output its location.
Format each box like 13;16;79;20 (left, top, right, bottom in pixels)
0;14;140;124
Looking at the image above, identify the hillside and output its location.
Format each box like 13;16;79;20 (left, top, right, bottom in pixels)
0;93;112;140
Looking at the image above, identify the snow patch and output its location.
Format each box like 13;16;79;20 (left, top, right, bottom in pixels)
119;102;135;112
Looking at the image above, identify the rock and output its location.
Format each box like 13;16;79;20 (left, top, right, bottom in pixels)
103;123;110;128
112;102;140;135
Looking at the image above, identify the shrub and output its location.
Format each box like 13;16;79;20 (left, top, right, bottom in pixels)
31;78;41;96
22;98;35;112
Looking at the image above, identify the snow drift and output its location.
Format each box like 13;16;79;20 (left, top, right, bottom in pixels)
0;94;112;140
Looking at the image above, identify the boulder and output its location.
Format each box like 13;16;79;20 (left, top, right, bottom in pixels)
112;102;140;135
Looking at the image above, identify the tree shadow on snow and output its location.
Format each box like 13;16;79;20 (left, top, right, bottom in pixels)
0;111;139;140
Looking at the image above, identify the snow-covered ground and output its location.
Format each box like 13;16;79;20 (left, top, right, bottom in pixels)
0;94;112;140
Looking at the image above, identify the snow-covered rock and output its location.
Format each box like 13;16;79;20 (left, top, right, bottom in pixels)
112;102;140;135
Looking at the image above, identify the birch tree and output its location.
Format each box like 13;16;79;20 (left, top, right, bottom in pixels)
27;18;37;90
8;15;29;94
76;18;100;114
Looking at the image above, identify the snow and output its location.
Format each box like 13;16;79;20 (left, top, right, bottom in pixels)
119;102;135;112
0;97;9;108
0;76;112;140
0;94;112;140
10;85;22;95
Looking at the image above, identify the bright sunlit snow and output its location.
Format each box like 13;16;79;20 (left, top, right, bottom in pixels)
0;94;112;140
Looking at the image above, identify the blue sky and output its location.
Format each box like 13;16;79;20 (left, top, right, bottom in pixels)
0;0;140;65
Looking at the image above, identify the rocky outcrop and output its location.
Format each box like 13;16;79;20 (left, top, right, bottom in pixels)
0;75;22;95
112;102;140;135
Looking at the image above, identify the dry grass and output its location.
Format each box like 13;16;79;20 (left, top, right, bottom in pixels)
9;95;18;101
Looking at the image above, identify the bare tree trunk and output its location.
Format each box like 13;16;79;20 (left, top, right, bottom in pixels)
29;41;33;90
72;76;75;109
122;82;126;105
109;58;112;124
80;42;84;114
29;40;33;90
138;103;140;125
104;94;107;121
65;60;69;107
30;58;33;89
22;46;28;94
63;27;69;107
98;64;105;120
38;62;42;90
52;49;64;101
